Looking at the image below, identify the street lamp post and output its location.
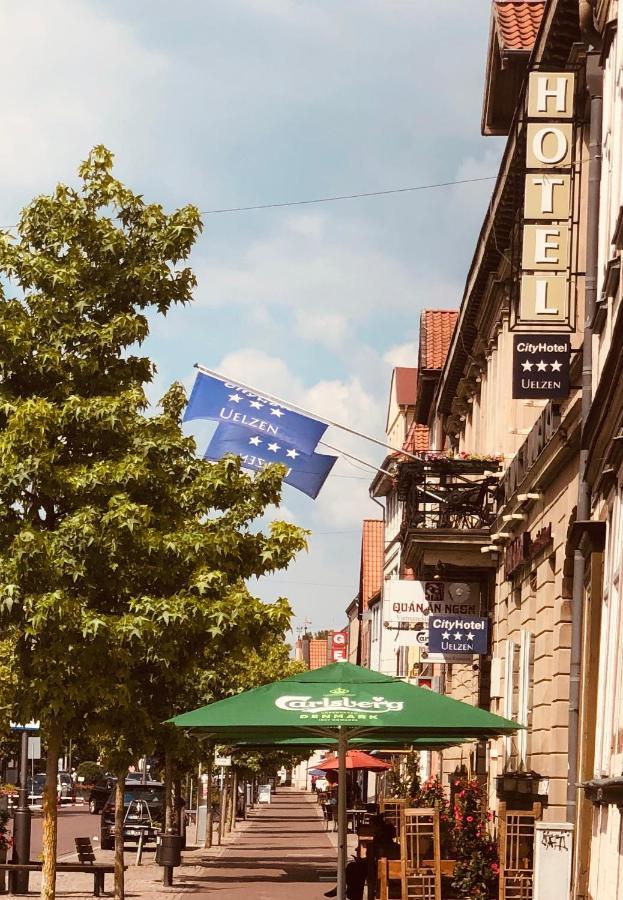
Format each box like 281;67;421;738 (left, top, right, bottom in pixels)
11;730;31;893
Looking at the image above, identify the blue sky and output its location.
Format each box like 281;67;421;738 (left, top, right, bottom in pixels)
0;0;503;635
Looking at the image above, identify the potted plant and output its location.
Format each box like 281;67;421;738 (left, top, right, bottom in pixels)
451;778;499;899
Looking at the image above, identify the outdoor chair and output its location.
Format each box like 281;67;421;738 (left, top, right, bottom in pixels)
400;807;441;900
380;798;406;835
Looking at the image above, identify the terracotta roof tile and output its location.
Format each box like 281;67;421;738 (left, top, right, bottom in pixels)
403;422;429;454
419;310;458;370
394;367;418;406
360;519;384;608
493;1;545;51
308;639;328;670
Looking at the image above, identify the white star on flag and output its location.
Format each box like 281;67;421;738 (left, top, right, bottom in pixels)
267;442;281;452
442;631;450;640
249;436;262;447
286;448;299;459
550;360;562;372
249;400;264;410
270;408;285;418
229;393;242;403
454;633;462;641
466;632;475;641
536;360;548;372
522;360;533;372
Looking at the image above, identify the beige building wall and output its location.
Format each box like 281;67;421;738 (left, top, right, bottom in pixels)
489;454;578;822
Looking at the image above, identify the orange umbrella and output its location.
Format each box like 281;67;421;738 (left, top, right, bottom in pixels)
314;749;391;773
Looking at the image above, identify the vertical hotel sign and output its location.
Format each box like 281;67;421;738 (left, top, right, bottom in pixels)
516;72;575;329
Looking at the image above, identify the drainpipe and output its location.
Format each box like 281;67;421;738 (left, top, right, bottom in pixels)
566;51;602;824
370;490;386;673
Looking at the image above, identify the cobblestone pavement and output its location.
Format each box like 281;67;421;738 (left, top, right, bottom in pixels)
23;790;339;900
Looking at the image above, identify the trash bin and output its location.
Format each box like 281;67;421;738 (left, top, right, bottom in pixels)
155;832;183;867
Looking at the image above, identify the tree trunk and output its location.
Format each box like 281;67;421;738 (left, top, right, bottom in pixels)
114;769;126;900
225;771;233;834
173;776;182;834
230;771;237;831
204;755;213;849
164;751;173;831
217;769;227;844
40;723;61;900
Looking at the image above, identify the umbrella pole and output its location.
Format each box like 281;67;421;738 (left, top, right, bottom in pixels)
337;727;347;900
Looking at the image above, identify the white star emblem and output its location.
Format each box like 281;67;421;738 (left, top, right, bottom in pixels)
454;633;462;641
550;359;562;372
536;360;548;372
249;400;264;410
441;631;450;640
286;448;299;459
522;360;533;372
229;393;242;403
466;632;475;642
270;407;285;418
249;436;262;447
267;442;281;453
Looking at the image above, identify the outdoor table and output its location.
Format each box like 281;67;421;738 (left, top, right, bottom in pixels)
346;808;367;832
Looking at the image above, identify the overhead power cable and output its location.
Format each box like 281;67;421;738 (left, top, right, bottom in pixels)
199;176;497;215
0;174;497;229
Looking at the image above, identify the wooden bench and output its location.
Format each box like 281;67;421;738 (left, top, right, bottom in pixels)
0;862;116;896
0;838;125;897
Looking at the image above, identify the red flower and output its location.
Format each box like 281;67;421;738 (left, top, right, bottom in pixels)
466;815;474;822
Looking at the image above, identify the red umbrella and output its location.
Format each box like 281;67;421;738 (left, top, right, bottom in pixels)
314;750;391;773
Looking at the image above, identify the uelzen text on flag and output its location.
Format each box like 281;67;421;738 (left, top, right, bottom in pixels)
184;371;327;455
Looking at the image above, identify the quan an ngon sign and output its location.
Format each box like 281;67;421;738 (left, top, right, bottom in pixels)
385;580;479;625
516;71;575;331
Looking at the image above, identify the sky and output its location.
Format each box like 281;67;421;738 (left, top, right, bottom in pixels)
0;0;503;636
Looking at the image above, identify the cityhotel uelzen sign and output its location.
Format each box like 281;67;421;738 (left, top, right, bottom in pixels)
516;71;575;331
428;615;489;656
512;334;570;399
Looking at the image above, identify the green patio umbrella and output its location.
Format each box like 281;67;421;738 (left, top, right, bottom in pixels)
170;661;519;900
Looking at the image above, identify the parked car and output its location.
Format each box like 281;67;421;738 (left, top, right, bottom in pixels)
26;773;46;806
100;781;187;850
88;776;116;815
57;771;74;804
26;772;74;806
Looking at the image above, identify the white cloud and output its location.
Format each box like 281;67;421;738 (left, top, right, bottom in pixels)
0;0;167;210
384;340;419;368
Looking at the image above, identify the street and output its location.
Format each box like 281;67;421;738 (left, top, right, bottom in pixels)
12;805;101;860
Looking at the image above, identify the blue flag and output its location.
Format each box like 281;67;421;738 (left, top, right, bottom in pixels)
205;423;338;499
184;371;327;456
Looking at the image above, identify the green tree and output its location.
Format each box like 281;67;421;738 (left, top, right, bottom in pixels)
0;147;306;900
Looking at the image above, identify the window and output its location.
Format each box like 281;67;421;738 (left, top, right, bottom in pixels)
596;490;623;776
396;646;409;678
504;640;516;767
518;630;535;769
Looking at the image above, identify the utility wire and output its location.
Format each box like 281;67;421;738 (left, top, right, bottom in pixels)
200;176;497;215
0;174;497;229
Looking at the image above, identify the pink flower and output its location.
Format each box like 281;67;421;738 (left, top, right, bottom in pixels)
466;815;474;822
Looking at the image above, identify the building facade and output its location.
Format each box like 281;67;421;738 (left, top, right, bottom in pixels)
356;1;623;895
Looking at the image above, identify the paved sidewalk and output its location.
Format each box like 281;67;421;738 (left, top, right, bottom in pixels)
24;790;338;900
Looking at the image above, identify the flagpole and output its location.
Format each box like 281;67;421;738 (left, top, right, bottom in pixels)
193;363;424;463
319;442;396;479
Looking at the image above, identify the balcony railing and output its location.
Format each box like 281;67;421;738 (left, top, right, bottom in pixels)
396;455;502;532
